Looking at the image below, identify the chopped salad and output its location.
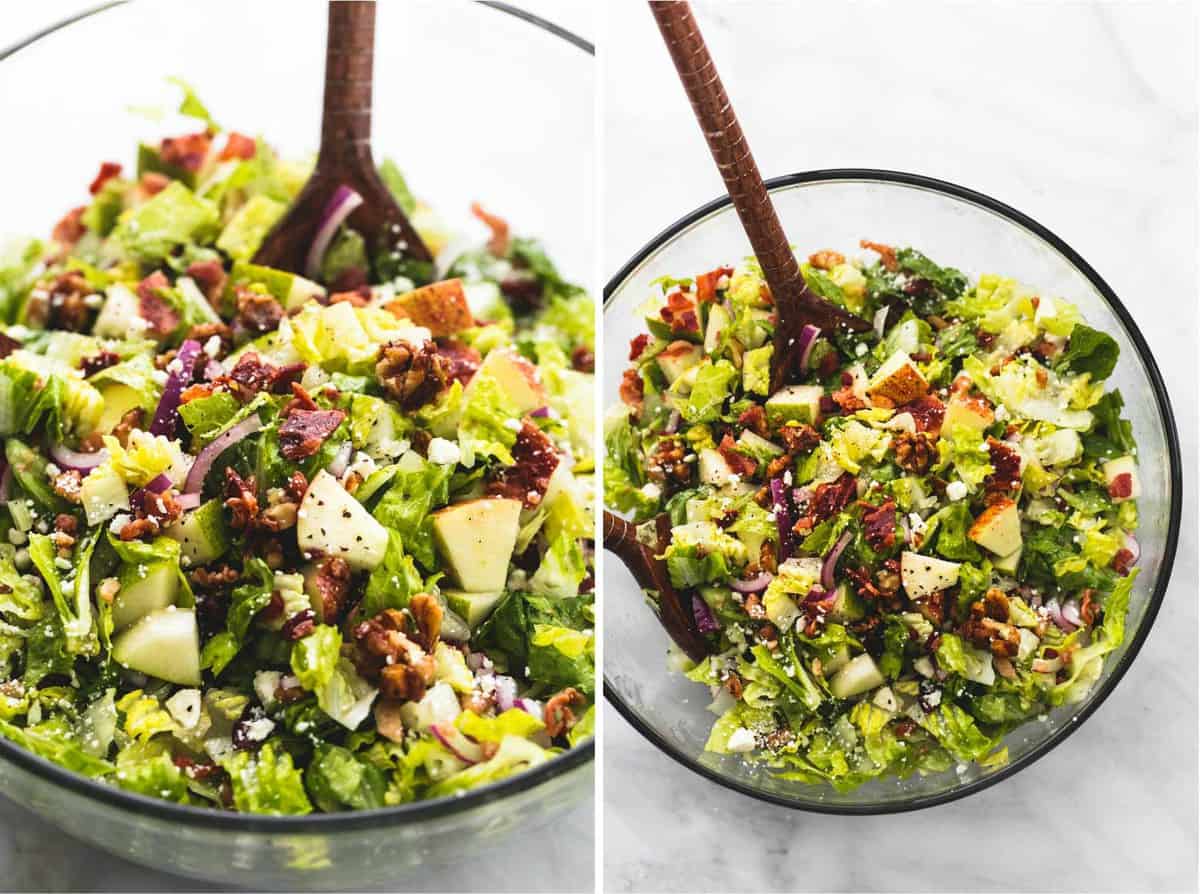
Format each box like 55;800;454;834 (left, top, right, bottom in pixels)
605;242;1140;790
0;85;594;813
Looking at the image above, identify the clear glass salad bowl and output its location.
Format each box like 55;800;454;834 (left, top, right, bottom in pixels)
603;170;1182;813
0;2;593;888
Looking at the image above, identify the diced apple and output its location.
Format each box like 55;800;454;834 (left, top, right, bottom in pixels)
112;562;179;631
943;396;994;433
828;581;866;622
384;278;474;337
469;348;545;414
112;606;200;686
165;499;229;566
698;448;734;487
704;303;731;354
398;681;462;732
993;547;1022;575
95;383;146;435
443;589;506;629
900;551;961;598
736;430;784;457
968;498;1022;556
92;284;146;339
765;384;823;427
296;470;389;570
432;498;522;592
867;350;928;405
872;685;899;713
656;341;704;384
1102;455;1141;502
829;653;885;699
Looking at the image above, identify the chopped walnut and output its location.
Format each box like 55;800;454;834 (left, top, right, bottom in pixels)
893;431;936;474
407;592;443;652
309;557;352;622
543;687;585;738
376;339;449;410
51;469;83;504
646;437;693;490
353;609;436;702
808;250;845;271
223;468;259;530
235;287;285;335
111;408;145;449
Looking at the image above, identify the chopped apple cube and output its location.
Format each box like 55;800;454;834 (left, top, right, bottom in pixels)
432;498;522;592
867;350;928;405
1102;455;1141;502
900;550;961;598
968;498;1022;556
468;348;546;414
384;278;474;337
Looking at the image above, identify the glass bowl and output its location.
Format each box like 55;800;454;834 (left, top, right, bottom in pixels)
603;170;1182;813
0;2;593;888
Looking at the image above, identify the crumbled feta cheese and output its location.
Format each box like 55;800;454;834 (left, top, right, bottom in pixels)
166;357;184;375
855;342;868;357
994;404;1009;422
203;335;222;358
427;437;462;466
640;482;662;500
243;717;275;742
44;463;60;478
151;369;169;386
727;727;757;753
945;480;968;502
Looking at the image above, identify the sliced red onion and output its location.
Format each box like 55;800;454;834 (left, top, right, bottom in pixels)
514;697;542;717
797;324;821;371
1061;600;1083;628
328;441;353;479
145;474;172;493
1045;598;1078;632
803;586;834;606
769;478;796;561
50;444;108;474
821;529;854;591
175;492;202;511
730;572;773;595
305;185;363;280
663;409;682;435
692;594;720;633
529;406;551;419
493;675;518;712
1124;534;1140;564
429;723;483;765
182;414;263;495
150;339;203;439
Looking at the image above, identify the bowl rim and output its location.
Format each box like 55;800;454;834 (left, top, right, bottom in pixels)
0;0;595;832
602;167;1182;815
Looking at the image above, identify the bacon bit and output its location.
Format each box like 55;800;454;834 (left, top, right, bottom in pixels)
282;609;317;641
660;290;699;334
234;286;284;335
899;395;946;435
695;266;733;303
179;383;214;404
571;345;595;373
619;368;644;411
808;250;845;271
543;687;585;738
79;350;119;378
185;259;228;308
470;202;510;257
173;754;225;782
628;333;650;361
738;404;768;437
279;408;347;461
717;433;756;478
862;499;897;551
1111;548;1135;577
1034;365;1048;389
1079;590;1100;626
860;239;898;272
724;673;744;699
486;420;560;508
831;382;866;413
223;468;259;530
160;131;212;172
219;132;257;161
807;474;857;525
284;382;319;414
52;207;86;247
984;437;1022;494
893;719;917;738
437;339;483;386
89;161;122;195
217;352;305;402
1108;473;1133;500
136;271;180;339
139;172;170;196
329;285;371;307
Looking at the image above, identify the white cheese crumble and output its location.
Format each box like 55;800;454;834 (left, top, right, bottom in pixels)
502;418;522;432
854;342;868;357
945;480;968;502
253;670;283;708
203;335;222;358
727;727;757;753
640;482;662;500
427;437;462;466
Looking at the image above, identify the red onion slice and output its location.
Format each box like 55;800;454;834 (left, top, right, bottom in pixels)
730;572;773;595
493;675;518;712
1061;600;1083;628
663;409;682;435
50;444;108;474
429;723;483;765
692;594;720;633
529;406;551;419
514;697;542;717
1045;598;1078;632
182;414;263;495
175;492;202;511
305;186;364;281
797;324;821;372
769;478;796;561
821;529;854;591
1124;534;1140;564
150;339;203;439
804;586;835;606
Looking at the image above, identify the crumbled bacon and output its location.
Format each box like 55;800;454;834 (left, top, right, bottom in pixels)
437;339;482;386
808;474;857;524
219;132;257;161
160;131;212;172
738;405;768;438
223;468;259;530
89;161;122;195
185;259;227;307
137;271;180;339
543;687;585;738
52;207;86;247
571;345;595;373
278;408;347;461
717;433;756;478
619;368;644;411
862;499;897;551
860;239;898;272
0;332;20;359
831;382;866;413
139;172;170;196
310;557;351;623
695;266;733;303
628;333;650;361
985;437;1022;494
486;420;560;508
660;290;699;333
898;395;945;435
234;286;284;335
79;349;119;378
1112;548;1135;576
329;286;371;307
1108;473;1133;500
217;352;305;402
470;202;510;257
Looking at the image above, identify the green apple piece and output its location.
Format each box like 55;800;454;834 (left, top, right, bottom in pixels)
469;348;545;414
1102;455;1140;502
95;383;146;435
92;284;145;339
871;685;899;713
736;429;784;457
828;581;866;622
112;561;179;631
993;547;1022;575
656;341;704;385
943;397;994;434
765;384;823;427
165;499;229;566
296;470;389;570
79;463;129;526
867;350;928;405
174;276;221;325
968;498;1022;556
398;681;462;732
443;589;506;629
112;606;200;685
432;498;522;592
228;260;327;312
703;303;731;354
698;448;734;487
900;550;962;598
829;653;885;699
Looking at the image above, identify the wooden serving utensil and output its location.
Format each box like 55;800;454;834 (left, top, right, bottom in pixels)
253;1;431;277
604;510;710;662
648;0;871;393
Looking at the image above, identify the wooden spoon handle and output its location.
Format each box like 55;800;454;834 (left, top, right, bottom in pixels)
321;1;376;162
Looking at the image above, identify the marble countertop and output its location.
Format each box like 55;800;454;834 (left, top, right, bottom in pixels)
602;2;1196;892
0;2;594;892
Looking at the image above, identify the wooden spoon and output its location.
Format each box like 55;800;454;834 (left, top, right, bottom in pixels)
253;1;431;278
604;510;710;662
648;0;871;393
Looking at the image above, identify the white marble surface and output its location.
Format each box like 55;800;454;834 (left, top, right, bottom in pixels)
602;2;1197;892
0;2;594;892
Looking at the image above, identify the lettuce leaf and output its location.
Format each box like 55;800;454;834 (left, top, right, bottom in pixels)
112;181;220;264
305;742;386;812
223;742;313;815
